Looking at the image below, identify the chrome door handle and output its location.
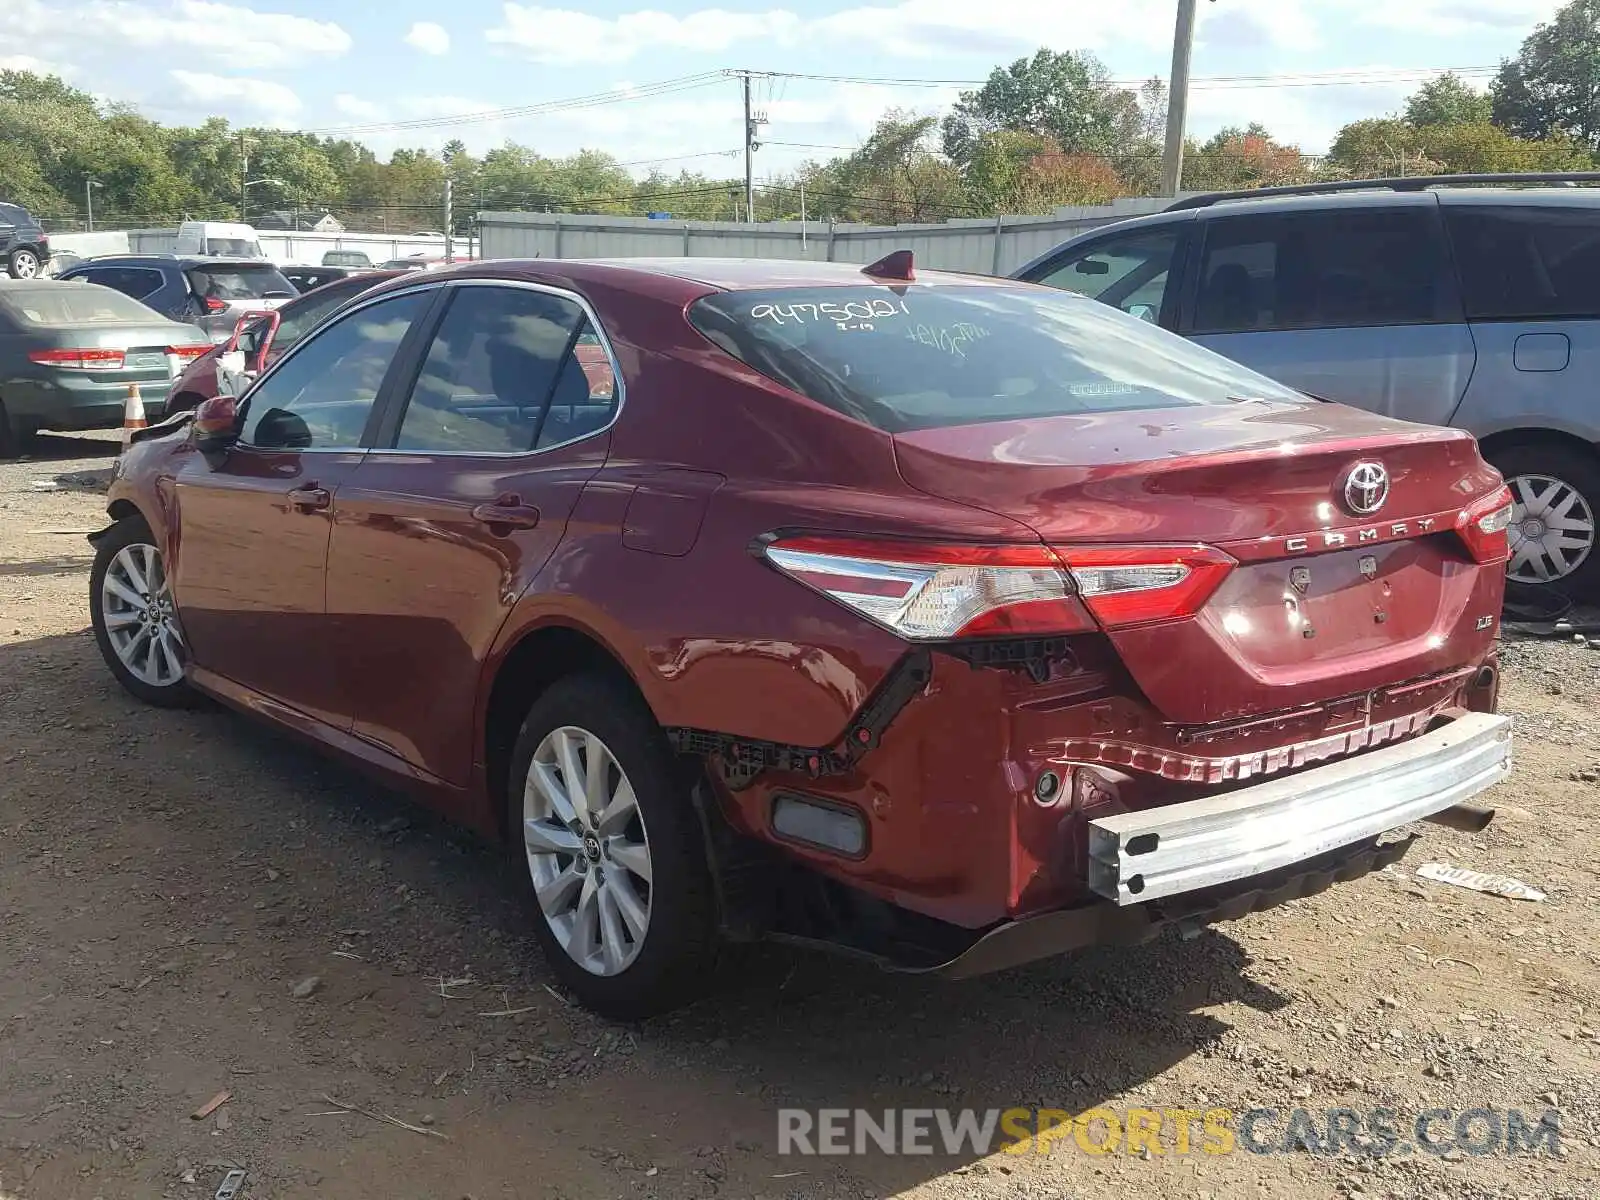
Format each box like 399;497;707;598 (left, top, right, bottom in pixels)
287;484;331;511
471;494;541;530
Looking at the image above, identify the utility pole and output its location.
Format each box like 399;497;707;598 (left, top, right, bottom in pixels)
740;71;767;224
1159;0;1201;198
443;177;454;263
85;179;100;232
239;131;249;221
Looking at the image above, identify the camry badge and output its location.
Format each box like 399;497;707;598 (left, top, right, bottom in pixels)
1342;461;1390;516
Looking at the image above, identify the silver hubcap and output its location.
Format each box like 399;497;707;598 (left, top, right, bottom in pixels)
11;251;38;278
522;725;653;976
1507;473;1595;584
101;543;186;687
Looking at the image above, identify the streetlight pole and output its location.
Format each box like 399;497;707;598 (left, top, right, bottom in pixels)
85;179;102;232
241;178;284;224
1160;0;1206;198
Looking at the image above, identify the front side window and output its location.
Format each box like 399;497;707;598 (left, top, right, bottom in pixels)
239;291;428;450
391;285;611;454
1445;203;1600;321
91;267;165;301
1193;209;1446;334
1031;228;1179;322
690;283;1304;434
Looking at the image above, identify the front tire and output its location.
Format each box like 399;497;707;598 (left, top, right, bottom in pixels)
90;515;202;708
1487;444;1600;600
7;248;41;279
508;674;718;1019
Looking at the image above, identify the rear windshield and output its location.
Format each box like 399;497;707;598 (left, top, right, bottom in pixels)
323;251;370;266
0;283;159;326
204;238;262;257
187;264;295;301
689;284;1304;432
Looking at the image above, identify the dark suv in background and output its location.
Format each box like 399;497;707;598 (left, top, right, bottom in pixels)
0;202;51;278
58;254;298;342
1016;172;1600;600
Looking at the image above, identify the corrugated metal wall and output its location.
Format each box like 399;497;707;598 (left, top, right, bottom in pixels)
479;197;1182;274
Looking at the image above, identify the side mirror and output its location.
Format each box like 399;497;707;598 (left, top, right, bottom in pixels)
191;394;240;468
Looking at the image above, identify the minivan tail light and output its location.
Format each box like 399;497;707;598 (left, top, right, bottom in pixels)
1054;545;1236;628
27;347;125;370
166;343;212;363
762;536;1094;640
1456;485;1515;564
203;296;227;312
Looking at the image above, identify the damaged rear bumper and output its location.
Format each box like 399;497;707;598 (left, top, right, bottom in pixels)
1087;712;1512;905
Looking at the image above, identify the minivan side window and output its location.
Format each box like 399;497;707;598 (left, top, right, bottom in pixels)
1445;204;1600;321
1032;228;1179;322
1192;209;1448;334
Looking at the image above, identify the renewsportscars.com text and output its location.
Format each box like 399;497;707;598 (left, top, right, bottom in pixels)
778;1106;1562;1158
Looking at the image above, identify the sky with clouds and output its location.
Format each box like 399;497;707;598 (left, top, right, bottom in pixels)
2;0;1568;179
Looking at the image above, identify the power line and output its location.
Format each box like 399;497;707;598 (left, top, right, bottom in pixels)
739;64;1500;91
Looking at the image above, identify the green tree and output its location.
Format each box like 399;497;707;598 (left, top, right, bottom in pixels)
1405;72;1493;127
941;49;1133;165
1491;0;1600;148
1185;124;1311;191
817;112;966;222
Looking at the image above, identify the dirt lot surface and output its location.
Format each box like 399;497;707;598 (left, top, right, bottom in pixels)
2;431;1598;1200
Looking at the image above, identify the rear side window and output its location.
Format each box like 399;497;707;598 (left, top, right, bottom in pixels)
689;284;1304;434
187;264;295;300
86;267;165;301
1192;209;1448;334
1445;205;1600;321
391;285;610;454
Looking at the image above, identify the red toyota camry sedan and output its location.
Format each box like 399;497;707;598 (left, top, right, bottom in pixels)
89;254;1514;1018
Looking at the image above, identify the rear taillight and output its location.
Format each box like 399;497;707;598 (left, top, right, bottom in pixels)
27;347;125;370
761;536;1235;640
1054;545;1237;628
166;344;212;364
203;296;227;312
1456;485;1515;564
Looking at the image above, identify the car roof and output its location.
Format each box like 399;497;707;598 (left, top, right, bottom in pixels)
73;254;274;267
439;256;1013;292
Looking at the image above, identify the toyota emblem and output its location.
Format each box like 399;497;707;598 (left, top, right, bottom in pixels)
1342;461;1390;516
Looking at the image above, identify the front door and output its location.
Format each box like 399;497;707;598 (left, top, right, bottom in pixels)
171;288;434;727
327;281;620;785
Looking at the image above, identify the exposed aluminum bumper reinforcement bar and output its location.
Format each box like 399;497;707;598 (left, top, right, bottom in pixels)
1087;712;1513;906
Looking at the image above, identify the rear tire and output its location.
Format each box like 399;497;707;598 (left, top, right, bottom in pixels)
7;247;41;279
90;515;203;709
507;673;719;1019
0;398;15;459
1486;443;1600;601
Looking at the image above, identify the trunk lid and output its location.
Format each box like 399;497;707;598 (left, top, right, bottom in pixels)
36;323;213;389
893;400;1505;725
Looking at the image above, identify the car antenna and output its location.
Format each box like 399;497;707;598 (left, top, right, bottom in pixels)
861;250;914;283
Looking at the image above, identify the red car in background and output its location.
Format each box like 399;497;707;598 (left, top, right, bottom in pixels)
162;270;405;415
91;255;1513;1019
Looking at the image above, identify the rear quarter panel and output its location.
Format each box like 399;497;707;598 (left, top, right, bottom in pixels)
1450;318;1600;444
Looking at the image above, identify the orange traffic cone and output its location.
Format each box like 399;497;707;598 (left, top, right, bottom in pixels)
121;382;147;449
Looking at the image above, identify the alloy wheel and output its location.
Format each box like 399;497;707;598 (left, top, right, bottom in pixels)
1506;473;1596;585
101;542;186;687
10;250;40;279
521;725;654;976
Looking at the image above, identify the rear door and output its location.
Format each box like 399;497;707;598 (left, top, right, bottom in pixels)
326;281;619;785
1180;201;1476;427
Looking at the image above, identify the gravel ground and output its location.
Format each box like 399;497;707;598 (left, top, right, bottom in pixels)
1;430;1597;1200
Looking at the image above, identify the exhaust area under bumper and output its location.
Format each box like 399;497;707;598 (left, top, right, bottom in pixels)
1087;712;1512;905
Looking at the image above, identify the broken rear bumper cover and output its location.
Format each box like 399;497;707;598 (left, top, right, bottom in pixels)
1088;711;1512;905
